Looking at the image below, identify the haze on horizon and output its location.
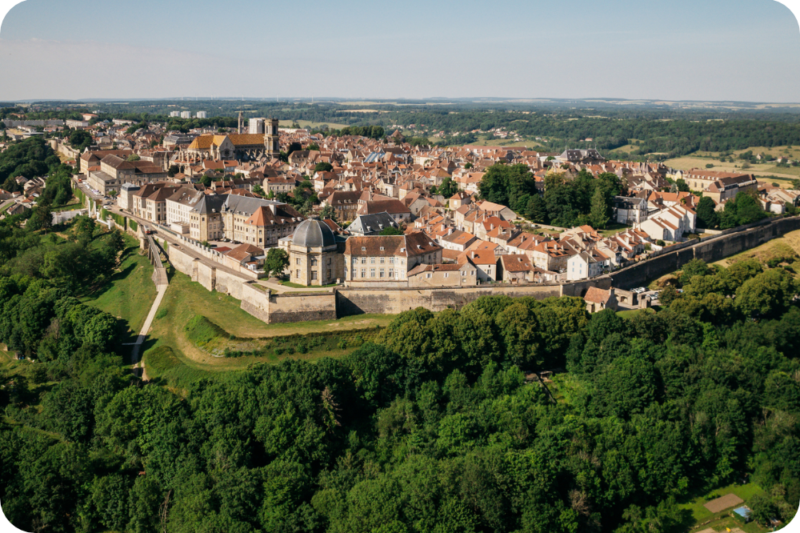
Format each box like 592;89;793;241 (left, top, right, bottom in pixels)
1;0;800;103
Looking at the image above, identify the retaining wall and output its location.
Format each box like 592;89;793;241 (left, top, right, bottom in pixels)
150;215;800;324
336;284;562;316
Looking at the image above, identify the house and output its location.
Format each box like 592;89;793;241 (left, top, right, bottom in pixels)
357;199;413;224
583;287;618;313
407;263;477;287
704;175;759;205
612;196;648;225
324;191;362;222
344;233;443;285
638;204;695;243
348;212;400;236
567;250;604;280
165;186;204;232
458;249;498;282
223;243;266;275
532;240;575;272
497;254;534;283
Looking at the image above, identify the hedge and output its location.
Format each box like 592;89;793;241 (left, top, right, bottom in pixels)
110;212;126;228
128;219;138;231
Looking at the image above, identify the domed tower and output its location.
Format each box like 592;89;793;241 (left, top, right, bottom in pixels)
288;218;341;286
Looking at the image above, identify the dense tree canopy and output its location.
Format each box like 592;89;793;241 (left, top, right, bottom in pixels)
0;180;798;532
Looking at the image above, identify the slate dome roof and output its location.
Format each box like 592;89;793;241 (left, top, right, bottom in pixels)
293;219;335;248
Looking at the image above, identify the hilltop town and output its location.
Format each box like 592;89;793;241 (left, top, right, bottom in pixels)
2;109;799;315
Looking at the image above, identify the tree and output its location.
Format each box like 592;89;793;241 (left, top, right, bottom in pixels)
589;187;609;229
525;194;547;223
265;248;289;278
307;143;320;151
735;268;797;318
379;227;404;236
464;162;473;169
437;177;459;198
319;205;336;222
314;162;333;173
658;284;679;306
680;259;710;284
168;165;179;177
695;197;719;229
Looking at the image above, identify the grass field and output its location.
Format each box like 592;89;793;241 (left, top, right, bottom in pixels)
140;271;395;389
82;234;157;341
280;119;350;131
665;146;800;184
680;482;770;533
616;308;656;319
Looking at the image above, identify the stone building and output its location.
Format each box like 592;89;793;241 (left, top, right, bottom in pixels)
220;195;304;248
189;195;226;242
288;219;344;286
343;233;443;284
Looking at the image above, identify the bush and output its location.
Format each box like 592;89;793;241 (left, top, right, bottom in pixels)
128;219;138;231
155;308;168;320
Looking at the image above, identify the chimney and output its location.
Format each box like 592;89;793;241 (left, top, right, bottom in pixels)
471;251;475;258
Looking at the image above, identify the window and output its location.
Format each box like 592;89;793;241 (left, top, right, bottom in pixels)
296;269;300;278
311;271;317;280
327;270;332;279
380;269;385;278
311;257;318;266
361;258;366;265
380;257;385;264
389;269;394;277
370;268;375;278
370;257;376;264
426;273;432;279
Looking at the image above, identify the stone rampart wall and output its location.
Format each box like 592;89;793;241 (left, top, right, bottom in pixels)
336;284;562;316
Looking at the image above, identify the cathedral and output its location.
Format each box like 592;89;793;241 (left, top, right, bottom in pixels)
182;115;280;162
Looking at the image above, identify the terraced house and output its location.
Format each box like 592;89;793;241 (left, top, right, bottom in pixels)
219;194;304;247
344;233;443;285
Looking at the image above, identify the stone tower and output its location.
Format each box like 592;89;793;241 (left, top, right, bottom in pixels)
264;118;280;157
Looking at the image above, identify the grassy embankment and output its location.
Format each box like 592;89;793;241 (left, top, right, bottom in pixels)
141;271;394;390
82;234;157;347
712;229;800;273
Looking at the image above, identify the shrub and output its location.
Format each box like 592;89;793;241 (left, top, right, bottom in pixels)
155;308;168;320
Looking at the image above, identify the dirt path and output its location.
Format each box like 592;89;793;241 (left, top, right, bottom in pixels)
132;284;168;380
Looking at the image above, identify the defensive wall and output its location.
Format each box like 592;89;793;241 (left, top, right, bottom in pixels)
150;215;800;324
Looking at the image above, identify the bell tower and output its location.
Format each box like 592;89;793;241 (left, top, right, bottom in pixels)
264;118;280;157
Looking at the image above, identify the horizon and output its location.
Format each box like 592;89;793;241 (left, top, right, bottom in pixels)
2;0;800;102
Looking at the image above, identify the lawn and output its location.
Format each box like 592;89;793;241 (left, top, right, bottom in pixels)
600;223;630;237
279;279;339;289
680;482;766;523
680;482;770;533
141;271;395;389
617;308;656;319
49;198;82;212
82;234;157;342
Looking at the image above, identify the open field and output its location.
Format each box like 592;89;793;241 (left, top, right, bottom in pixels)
279;119;350;130
666;146;800;184
82;234;157;339
679;482;771;533
141;271;395;388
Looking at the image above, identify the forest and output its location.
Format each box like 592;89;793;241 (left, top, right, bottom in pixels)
8;100;800;159
1;183;799;532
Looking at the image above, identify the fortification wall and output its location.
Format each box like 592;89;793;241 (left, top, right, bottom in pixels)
269;293;338;323
336;284;562;316
216;269;244;300
240;283;271;323
607;217;800;290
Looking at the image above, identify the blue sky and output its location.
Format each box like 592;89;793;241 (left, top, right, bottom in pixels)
1;0;799;102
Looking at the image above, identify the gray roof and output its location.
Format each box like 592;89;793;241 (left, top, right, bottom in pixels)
348;212;398;236
221;194;282;216
292;219;336;249
191;194;227;215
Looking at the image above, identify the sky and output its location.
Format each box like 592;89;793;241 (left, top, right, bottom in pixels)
0;0;799;102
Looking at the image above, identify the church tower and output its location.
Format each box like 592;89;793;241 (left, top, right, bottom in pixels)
264;118;280;157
